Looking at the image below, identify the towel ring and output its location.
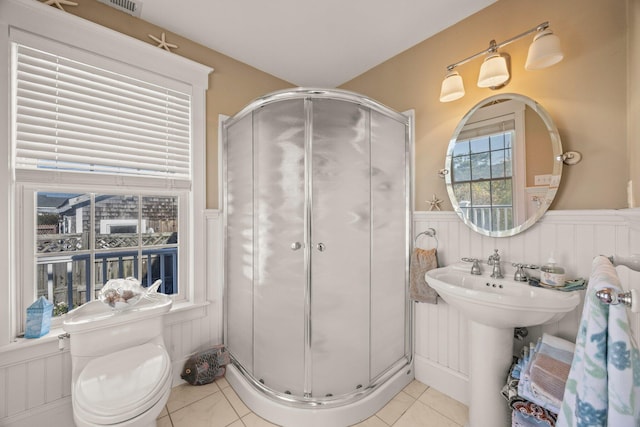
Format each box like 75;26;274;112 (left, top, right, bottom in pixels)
414;228;438;250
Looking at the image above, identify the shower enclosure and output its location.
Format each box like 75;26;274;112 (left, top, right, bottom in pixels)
222;89;413;426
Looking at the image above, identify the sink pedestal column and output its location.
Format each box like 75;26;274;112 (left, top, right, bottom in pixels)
466;321;512;427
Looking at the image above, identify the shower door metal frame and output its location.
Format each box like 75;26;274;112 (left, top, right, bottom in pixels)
302;97;313;398
222;88;414;408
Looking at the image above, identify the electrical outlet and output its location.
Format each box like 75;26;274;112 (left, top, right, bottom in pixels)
534;174;552;185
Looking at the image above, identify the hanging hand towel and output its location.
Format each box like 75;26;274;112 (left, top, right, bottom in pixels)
410;247;439;304
557;256;640;427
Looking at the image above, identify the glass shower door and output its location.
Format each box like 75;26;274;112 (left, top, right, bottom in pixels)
310;99;371;397
252;99;307;395
224;90;411;405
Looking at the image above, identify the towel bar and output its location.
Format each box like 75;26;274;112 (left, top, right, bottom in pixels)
414;228;438;249
608;255;640;272
595;254;640;313
595;288;639;313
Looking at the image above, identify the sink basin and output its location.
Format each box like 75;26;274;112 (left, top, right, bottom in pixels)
426;263;581;328
425;263;582;427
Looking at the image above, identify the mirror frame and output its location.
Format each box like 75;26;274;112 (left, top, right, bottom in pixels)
444;93;563;237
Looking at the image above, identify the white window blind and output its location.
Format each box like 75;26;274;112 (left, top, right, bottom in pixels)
457;118;516;141
13;44;192;180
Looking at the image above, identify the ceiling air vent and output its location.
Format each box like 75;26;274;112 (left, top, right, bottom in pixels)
97;0;142;17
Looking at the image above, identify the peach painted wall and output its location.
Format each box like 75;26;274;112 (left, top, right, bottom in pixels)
341;0;629;211
65;0;295;209
65;0;630;211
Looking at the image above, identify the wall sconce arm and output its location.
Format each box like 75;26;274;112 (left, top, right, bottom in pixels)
444;22;550;72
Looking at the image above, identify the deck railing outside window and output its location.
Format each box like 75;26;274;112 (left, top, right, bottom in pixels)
459;205;513;232
36;233;177;316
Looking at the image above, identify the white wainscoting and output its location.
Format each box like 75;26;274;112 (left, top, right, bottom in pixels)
413;209;640;405
0;211;224;427
2;209;640;425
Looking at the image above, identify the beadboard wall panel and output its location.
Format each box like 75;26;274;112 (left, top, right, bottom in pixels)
414;209;640;405
2;209;640;425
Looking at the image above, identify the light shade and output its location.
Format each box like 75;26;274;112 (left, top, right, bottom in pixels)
439;71;465;102
477;54;509;88
525;29;563;70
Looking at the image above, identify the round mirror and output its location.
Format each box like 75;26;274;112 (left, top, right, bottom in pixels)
444;93;563;237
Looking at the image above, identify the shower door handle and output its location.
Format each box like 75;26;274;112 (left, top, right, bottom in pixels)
290;242;303;251
316;243;326;252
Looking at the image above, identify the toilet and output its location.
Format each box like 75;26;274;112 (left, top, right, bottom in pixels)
63;292;173;427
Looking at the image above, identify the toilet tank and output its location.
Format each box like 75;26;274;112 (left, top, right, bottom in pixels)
63;294;172;357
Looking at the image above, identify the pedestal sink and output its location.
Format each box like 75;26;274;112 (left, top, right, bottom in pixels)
425;263;581;427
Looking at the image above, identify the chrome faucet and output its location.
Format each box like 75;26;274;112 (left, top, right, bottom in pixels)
488;249;504;279
462;257;482;275
512;264;529;282
512;263;540;282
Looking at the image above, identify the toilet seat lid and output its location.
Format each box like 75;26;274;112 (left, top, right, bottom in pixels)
74;342;171;424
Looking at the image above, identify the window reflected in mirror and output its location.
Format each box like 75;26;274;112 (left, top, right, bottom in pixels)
452;130;514;232
444;94;563;237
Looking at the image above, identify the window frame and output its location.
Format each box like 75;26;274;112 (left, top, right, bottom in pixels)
18;185;189;331
0;0;212;345
454;100;526;227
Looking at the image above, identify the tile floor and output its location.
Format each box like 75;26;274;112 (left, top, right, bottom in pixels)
157;378;469;427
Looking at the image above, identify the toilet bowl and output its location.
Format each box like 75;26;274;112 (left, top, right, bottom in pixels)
63;292;173;427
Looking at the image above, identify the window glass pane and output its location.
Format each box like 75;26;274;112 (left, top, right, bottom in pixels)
36;193;180;316
141;196;178;295
492;207;513;231
450;128;515;233
505;148;513;177
37;258;88;317
471;181;491;206
94;252;138;295
470;137;490;154
453;183;471;207
470;152;490;180
490;134;505;150
505;132;512;148
37;192;88;253
468;180;491;230
453;140;470;156
452;155;471;182
95;195;140;249
142;251;177;295
141;196;178;246
491;179;513;206
491;150;506;178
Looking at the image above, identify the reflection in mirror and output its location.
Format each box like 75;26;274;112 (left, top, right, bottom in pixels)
445;94;562;237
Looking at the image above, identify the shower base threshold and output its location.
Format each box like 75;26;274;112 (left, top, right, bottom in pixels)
226;362;414;427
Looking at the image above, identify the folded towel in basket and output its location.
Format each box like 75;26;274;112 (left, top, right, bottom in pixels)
410;247;438;304
530;353;571;409
519;334;575;414
529;334;575;409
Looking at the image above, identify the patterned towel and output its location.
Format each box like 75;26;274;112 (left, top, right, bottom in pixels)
557;256;640;427
409;247;438;304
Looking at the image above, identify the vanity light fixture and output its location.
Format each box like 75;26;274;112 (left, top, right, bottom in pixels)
439;21;563;102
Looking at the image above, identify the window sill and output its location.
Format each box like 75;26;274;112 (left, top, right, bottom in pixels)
0;299;212;366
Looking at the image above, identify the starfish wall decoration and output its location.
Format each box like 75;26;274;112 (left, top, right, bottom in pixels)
41;0;78;12
427;194;443;211
148;32;178;52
